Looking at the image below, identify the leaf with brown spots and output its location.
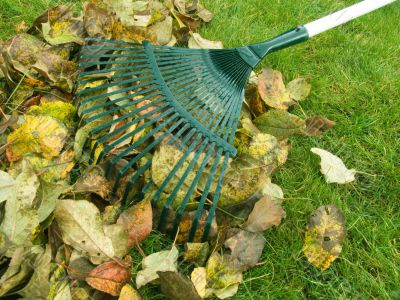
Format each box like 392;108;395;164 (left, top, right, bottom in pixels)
117;199;152;247
86;260;131;296
304;116;336;136
258;68;294;110
303;205;346;271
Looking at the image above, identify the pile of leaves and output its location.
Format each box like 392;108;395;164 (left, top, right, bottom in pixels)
0;0;357;299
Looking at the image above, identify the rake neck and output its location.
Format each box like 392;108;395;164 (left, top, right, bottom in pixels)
238;26;309;68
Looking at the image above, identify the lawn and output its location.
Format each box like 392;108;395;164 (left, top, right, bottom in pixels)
1;0;399;299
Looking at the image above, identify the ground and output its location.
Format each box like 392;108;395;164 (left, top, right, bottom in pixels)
1;0;399;299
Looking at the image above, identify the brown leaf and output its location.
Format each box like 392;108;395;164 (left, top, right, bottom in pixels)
244;196;284;232
74;165;112;199
86;260;131;296
177;210;217;244
0;113;18;134
258;68;295;110
68;257;95;281
223;229;265;271
117;199;152;247
304;116;336;136
84;2;114;39
246;85;266;116
303;205;346;270
158;271;202;300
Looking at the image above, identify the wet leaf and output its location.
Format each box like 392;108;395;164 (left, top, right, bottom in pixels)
27;100;76;127
54;199;115;263
118;284;142;300
183;242;210;266
1;165;39;251
258;68;294;110
117;199;152;247
86;260;131;296
136;246;179;288
287;77;311;101
244;196;284;232
6;115;68;162
74;165;112;199
188;33;223;49
311;148;356;184
254;109;306;139
303;205;346;270
223;229;265;271
304;116;336;136
158;271;202;300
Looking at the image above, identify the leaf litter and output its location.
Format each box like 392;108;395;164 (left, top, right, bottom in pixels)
0;0;348;298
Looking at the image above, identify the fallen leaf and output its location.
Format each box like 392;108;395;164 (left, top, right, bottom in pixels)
183;242;210;266
54;199;115;263
303;205;346;270
118;284;142;300
311;148;356;184
84;2;114;39
42;17;85;45
36;180;70;222
6;115;68;162
0;171;14;203
1;165;39;251
287;77;311;101
103;223;130;258
86;260;131;296
74;165;112;199
191;267;211;298
304;116;336;136
0;113;18;134
244;196;284;232
151;16;173;45
258;68;294;110
136;246;179;288
27;100;76;127
224;229;265;271
262;179;284;203
188;33;223;49
158;271;202;300
68;257;95;281
117;199;152;247
177;210;217;243
53;280;72;300
254;109;306;139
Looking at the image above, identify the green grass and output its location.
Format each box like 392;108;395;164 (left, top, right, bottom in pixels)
1;0;400;299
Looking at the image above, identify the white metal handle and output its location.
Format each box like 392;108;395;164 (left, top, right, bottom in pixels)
304;0;396;38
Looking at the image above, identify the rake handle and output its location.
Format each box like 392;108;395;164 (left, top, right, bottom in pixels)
304;0;396;37
244;0;397;66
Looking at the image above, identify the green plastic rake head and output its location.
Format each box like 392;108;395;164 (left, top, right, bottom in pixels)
74;0;395;241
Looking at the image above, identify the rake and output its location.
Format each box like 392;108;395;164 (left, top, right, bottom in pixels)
75;0;396;242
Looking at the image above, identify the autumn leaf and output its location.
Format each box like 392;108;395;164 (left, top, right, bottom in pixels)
74;165;112;199
311;148;356;184
188;33;223;49
119;284;142;300
136;246;179;288
244;196;285;232
27;100;77;127
223;229;265;271
258;68;294;110
83;2;114;39
86;260;131;296
287;77;311;101
303;205;346;271
254;109;306;139
183;242;210;266
158;271;202;300
6;115;68;162
117;199;152;247
304;116;336;136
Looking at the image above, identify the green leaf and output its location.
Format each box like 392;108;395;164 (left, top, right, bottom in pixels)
287;77;312;101
254;109;306;139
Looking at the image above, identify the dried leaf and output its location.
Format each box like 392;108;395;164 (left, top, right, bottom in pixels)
244;196;284;232
191;267;211;298
287;77;311;101
36;180;70;222
74;165;111;199
303;205;346;270
224;229;265;271
6;115;68;162
136;246;179;288
54;199;115;263
188;33;223;49
183;242;210;266
177;210;217;243
311;148;356;184
86;260;131;296
118;284;142;300
68;257;95;281
158;271;202;300
42;17;85;45
117;199;152;247
254;109;306;139
151;16;173;45
84;2;114;39
0;113;18;134
304;116;336;136
258;68;294;110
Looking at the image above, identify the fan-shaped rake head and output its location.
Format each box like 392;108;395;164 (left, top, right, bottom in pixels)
75;38;255;242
